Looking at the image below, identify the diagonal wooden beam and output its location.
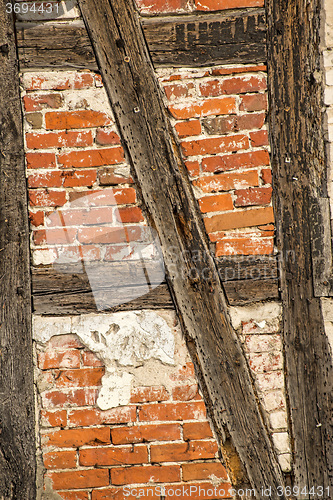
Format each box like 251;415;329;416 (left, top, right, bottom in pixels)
267;0;333;491
0;2;36;497
77;0;288;495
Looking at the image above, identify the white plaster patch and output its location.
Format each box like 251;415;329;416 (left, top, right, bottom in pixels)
228;301;282;330
97;369;134;410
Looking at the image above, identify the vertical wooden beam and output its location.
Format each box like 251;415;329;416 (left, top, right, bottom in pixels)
77;0;288;496
267;0;333;492
0;2;36;497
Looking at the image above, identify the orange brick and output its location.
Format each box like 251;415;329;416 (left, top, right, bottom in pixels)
175;120;202;138
111;423;181;445
26;131;93;149
205;206;274;232
199;75;266;97
202;150;270;173
215;237;274;256
24;93;63;112
185;160;200;176
57;245;101;262
29;211;44;227
99;167;133;185
169;97;236;119
198;193;233;213
96;129;121;145
29;190;66;208
46;427;110;448
165;482;232;500
40;409;67;428
47;469;109;491
80;445;148;466
43;450;77;470
194;170;259;194
182;462;228;481
24;75;72;91
74;73;94;89
240;93;268;112
235;187;272;207
111;465;181;485
54;368;105;388
195;0;263;9
58;147;124;168
250;130;269;147
48;335;83;349
38;350;80;370
91;487;157;500
46;207;113;227
26;152;56;169
62;169;97;188
136;0;191;13
42;388;98;408
33;228;77;246
150;440;218;462
211;65;267;76
68;406;136;427
261;168;272;184
68;188;136;206
170;362;195;381
82;351;104;367
57;491;89;500
28;171;63;188
77;227;126;245
130;386;169;403
116;206;144;223
181;134;249;156
45;110;112;130
138;401;207;421
183;422;213;440
172;384;199;401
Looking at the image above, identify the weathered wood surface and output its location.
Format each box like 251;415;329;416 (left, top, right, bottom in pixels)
32;256;279;314
267;0;333;492
76;0;286;495
0;3;36;497
16;9;266;71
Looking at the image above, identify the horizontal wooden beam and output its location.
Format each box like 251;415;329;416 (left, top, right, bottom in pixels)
32;256;279;314
16;9;266;71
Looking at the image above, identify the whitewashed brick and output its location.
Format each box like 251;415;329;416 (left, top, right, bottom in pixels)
245;334;281;353
278;453;292;472
324;86;333;105
272;432;290;454
326;69;333;86
269;411;288;430
262;390;286;412
249;352;283;373
256;371;284;392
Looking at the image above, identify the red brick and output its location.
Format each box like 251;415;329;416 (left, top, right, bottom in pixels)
24;75;72;91
45;110;112;130
82;351;104;367
38;350;80;369
172;384;199;401
43;450;77;470
111;465;181;485
164;82;195;100
68;188;136;206
169;97;236;119
205;206;274;232
199;75;266;97
68;406;136;427
250;130;269;147
237;113;266;131
62;169;97;188
111;423;181;445
170;362;195;381
235;187;272;207
198;193;233;213
74;73;94;89
46;427;110;448
80;445;148;466
185;160;200;176
29;211;44;227
57;245;101;262
57;492;89;500
195;0;263;10
150;440;218;462
194;170;259;194
29;190;66;208
136;0;191;14
26;131;93;149
211;66;267;76
40;409;67;428
99;167;133;185
215;237;274;256
261;168;272;185
23;93;63;112
47;469;109;490
28;171;63;188
130;386;169;403
138;401;207;421
240;93;268;112
53;368;105;388
46;207;113;227
164;483;232;500
96;128;121;146
175;120;202;138
182;462;228;481
42;388;99;408
47;335;84;349
202;150;270;173
181;134;249;157
77;227;125;245
116;206;144;223
91;487;156;500
33;228;77;246
183;422;213;440
57;147;124;168
26;152;56;169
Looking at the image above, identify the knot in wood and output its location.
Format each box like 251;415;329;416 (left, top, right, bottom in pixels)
0;44;9;55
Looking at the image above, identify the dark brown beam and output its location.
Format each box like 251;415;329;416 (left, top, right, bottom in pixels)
76;0;286;495
267;0;333;490
0;2;36;497
16;9;266;71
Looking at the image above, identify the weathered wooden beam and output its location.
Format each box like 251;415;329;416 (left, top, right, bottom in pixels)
76;0;287;495
267;0;333;491
16;9;266;71
0;3;36;497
